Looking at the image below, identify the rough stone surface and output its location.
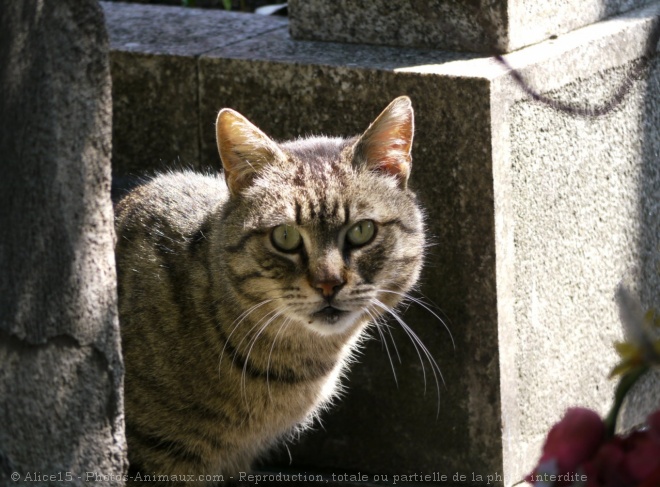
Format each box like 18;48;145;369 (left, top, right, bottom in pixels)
502;58;660;477
289;0;508;54
102;1;287;57
0;0;125;484
196;27;485;167
106;1;660;485
508;0;655;51
619;369;660;432
491;4;660;480
288;0;656;54
101;1;287;178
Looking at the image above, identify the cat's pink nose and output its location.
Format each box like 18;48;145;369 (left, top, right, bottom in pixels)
314;278;345;298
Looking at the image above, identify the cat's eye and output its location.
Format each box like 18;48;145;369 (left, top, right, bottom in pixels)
346;220;375;247
271;224;302;252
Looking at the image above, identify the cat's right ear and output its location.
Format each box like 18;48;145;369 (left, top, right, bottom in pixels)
216;108;285;196
352;96;414;189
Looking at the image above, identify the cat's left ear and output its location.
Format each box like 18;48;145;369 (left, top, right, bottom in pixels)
352;96;414;188
216;108;286;196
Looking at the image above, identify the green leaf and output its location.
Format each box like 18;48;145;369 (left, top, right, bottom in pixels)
222;0;232;10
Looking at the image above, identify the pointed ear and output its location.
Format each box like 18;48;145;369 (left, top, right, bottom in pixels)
352;96;414;188
216;108;285;196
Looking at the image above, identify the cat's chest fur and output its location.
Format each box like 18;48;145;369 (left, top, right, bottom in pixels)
115;97;425;484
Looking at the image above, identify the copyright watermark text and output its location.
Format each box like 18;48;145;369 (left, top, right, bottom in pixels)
11;472;129;482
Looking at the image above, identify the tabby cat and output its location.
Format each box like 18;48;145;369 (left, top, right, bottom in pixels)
115;96;426;483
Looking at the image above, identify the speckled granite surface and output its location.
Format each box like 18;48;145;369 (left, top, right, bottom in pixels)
288;0;656;54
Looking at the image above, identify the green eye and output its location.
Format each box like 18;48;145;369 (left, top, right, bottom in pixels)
271;224;302;252
346;220;375;247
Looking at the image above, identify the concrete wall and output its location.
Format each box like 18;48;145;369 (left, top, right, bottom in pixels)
104;1;660;485
0;1;125;484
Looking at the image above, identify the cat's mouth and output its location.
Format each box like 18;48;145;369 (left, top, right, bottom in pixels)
304;305;363;335
312;306;346;324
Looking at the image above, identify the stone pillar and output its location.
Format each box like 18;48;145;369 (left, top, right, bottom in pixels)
0;1;125;485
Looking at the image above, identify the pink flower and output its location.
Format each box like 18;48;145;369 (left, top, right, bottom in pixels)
584;438;635;487
527;408;605;486
526;408;660;486
624;411;660;486
648;409;660;443
582;410;660;487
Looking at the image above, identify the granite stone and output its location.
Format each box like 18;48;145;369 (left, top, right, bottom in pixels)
288;0;656;54
492;4;660;478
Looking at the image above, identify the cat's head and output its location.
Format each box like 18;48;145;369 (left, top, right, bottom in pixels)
215;97;425;337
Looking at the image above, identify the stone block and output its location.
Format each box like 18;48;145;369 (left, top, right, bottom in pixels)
288;0;656;54
492;8;660;470
107;1;660;484
0;0;124;481
102;1;287;177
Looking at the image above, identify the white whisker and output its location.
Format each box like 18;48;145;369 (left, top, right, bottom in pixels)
372;298;444;418
266;315;294;401
377;289;455;350
366;306;398;388
373;299;429;390
238;306;288;404
218;298;275;373
380;319;402;365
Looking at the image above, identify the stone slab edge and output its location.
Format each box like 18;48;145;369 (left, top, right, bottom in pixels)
101;1;288;177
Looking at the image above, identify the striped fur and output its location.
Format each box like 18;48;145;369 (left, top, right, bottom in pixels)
115;97;425;484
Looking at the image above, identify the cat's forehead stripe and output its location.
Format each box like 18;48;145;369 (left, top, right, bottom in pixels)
290;195;347;227
291;157;347;187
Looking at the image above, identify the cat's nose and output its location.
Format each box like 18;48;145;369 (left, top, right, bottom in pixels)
313;278;345;299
